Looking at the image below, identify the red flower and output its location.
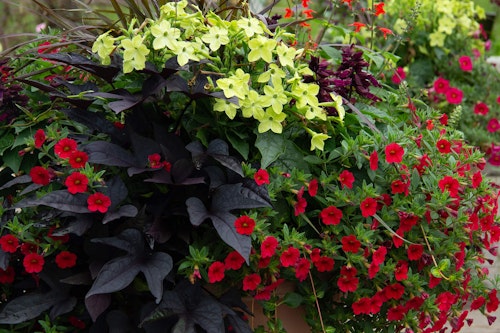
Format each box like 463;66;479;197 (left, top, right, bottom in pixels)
284;7;294;18
384;283;405;300
387;305;407;321
446;87;463;104
439;113;448;125
438;176;460;197
294;187;307;216
337;266;359;292
369;151;379;170
391;179;409;196
308;178;318;197
486;289;499;312
458;55;473;72
0;234;19;253
29;166;51;185
208;261;225;283
148;153;162;168
342;0;353;8
385;142;404;163
48;226;70;243
487;118;500;133
349;22;366;33
378;27;393;39
55;251;77;269
162;161;172;172
261;236;279;258
474;101;489;115
319;206;343;225
68;150;88;168
429;274;442;288
280;247;300;267
302;0;310;7
242;273;261;291
407;244;424;261
294;258;310;281
398;212;419;232
372;246;387;265
302;9;314;19
23;253;45;273
254;169;270;186
234;215;256;235
338;170;355;189
434;77;449;94
54;138;78;158
313;256;334;272
34;129;46;148
360;197;378;217
436;139;451;153
0;266;15;284
68;316;86;330
87;192;111;213
374;2;385;16
471;171;482;188
224;251;245;270
352;297;371;315
391;67;406;84
436;291;457;312
65;172;88;194
341;235;361;253
394;260;409;281
470;296;485;310
20;242;38;255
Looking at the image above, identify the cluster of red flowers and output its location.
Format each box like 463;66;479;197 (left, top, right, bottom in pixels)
431;77;463;105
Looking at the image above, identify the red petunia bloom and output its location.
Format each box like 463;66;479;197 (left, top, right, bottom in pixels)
313;256;334;272
360;197;378;217
261;236;279;258
352;297;372;315
208;261;225;283
65;172;89;194
254;169;270;186
368;262;380;279
68;150;89;168
68;316;86;330
458;55;473;72
55;251;77;269
319;206;343;225
308;178;318;197
54;138;78;158
87;192;111;213
224;251;245;270
234;215;256;235
0;266;15;284
372;246;387;265
303;9;314;19
394;260;409;281
474;101;489;115
294;257;310;281
20;242;38;255
486;289;499;313
341;235;361;253
436;291;458;312
439;113;448;125
471;171;482;189
242;273;261;291
23;253;45;273
387;305;407;321
438;176;460;198
470;296;486;310
294;187;307;216
30;166;51;185
446;87;463;105
302;0;310;7
370;151;379;170
384;282;405;300
280;246;300;267
339;170;355;189
385;142;404;163
148;153;162;168
349;22;366;33
391;179;409;196
337;266;359;292
0;234;19;253
407;244;424;261
436;139;451;154
284;7;294;18
34;129;46;148
398;212;419;233
434;77;450;94
374;2;385;16
487;118;500;133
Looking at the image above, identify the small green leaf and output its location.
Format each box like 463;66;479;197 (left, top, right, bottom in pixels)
283;292;303;308
430;267;442;278
255;131;285;169
438;258;450;271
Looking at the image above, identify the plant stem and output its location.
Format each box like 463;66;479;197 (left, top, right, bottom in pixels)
309;270;326;333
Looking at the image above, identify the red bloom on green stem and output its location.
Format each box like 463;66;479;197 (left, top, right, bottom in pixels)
486;289;499;312
472;171;482;188
474;101;489;115
341;235;361;253
0;234;19;253
294;187;307;216
68;150;88;168
280;246;300;267
261;236;279;258
436;139;451;153
54;138;78;158
87;192;111;213
436;291;458;312
487;118;500;133
23;253;45;273
224;251;245;270
254;169;269;186
242;273;261;291
407;244;424;261
391;179;409;196
339;170;355;189
458;55;473;72
378;27;393;39
360;197;378;217
438;176;460;197
303;9;314;19
394;260;409;281
369;151;379;170
308;178;318;197
372;246;387;265
0;266;15;284
391;67;406;84
319;206;343;225
65;172;88;194
433;77;449;94
302;0;310;7
446;87;463;104
387;305;407;321
337;266;359;292
313;256;334;272
208;261;225;283
374;2;385;16
34;129;46;148
384;282;405;300
55;251;77;269
30;166;51;185
349;22;366;33
20;242;38;255
284;7;294;18
385;142;404;163
234;215;256;235
295;257;310;281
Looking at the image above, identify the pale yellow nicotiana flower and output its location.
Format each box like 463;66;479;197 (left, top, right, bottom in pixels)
120;35;150;73
150;20;181;50
437;15;456;35
429;31;446;48
201;25;230;51
309;131;330;151
92;32;116;65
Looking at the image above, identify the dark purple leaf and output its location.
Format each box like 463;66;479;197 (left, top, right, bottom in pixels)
142;75;167;99
0;290;65;324
171;159;195;183
83;141;139;167
165;75;189;92
128;166;152;177
104;176;129;209
91;228;143;254
143;170;173;183
207;139;229;156
19;183;43;196
86;256;141;297
130;132;161;165
210;211;251;263
52;77;99;95
49;296;76;319
60;271;93;285
106;310;134;333
140;252;173;303
210;155;243;176
212;184;272;212
85;294;112;322
53;215;93;236
226;314;253;333
0;250;10;270
14;191;89;213
186;296;225;333
108;98;141;113
0;174;31;191
102;205;138;224
186;197;209;226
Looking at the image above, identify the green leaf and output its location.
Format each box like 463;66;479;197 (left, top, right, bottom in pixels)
430;267;442;278
438;258;450;272
303;155;323;165
226;130;249;160
283;292;303;308
0;133;14;155
255;131;285;169
2;149;23;173
364;52;384;69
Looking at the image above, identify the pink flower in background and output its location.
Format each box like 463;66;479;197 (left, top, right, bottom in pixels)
487;118;500;133
445;87;463;104
474;102;489;115
391;67;406;84
458;56;473;72
433;77;449;94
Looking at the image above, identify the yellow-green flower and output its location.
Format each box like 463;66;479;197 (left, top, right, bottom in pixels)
120;35;150;73
213;98;238;119
241;90;270;118
437;15;456;35
151;20;181;50
216;69;250;100
276;44;296;68
170;41;199;66
302;105;327;121
255;108;287;134
262;79;288;114
429;31;446;47
257;64;286;83
92;32;115;65
201;26;230;51
309;131;330;151
248;36;277;63
236;17;264;38
331;93;345;122
292;82;319;109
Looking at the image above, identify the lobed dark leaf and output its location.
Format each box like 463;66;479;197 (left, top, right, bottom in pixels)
0;290;65;324
13;190;89;213
49;296;77;319
104;176;129;209
210;211;251;263
0;174;31;191
140;252;173;303
83;141;139;167
85;294;112;322
171;159;195;184
212;183;272;212
226;314;253;333
52;214;93;236
91;228;144;254
102;205;138;224
186;197;209;226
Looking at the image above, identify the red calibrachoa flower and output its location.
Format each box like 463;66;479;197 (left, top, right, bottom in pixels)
472;171;482;189
338;170;355;189
261;236;279;258
439;113;448;125
148;153;162;168
87;192;111;213
303;9;314;19
385;142;404;163
0;234;19;253
34;129;46;148
352;297;372;315
319;206;343;225
486;289;499;313
370;151;379;170
68;150;88;168
68;316;86;330
436;139;451;154
407;244;424;261
23;253;45;273
474;102;489;115
434;77;449;94
242;273;261;291
337;266;359;292
372;246;387;265
20;242;38;255
438;176;460;197
391;179;409;196
0;266;15;284
313;256;334;272
280;247;300;267
387;305;407;321
458;55;473;72
341;235;361;253
254;169;270;186
384;282;405;300
234;215;256;235
391;67;406;84
208;261;225;283
446;87;463;105
224;251;245;270
294;187;307;216
308;178;318;197
470;296;485;310
394;260;409;281
360;197;378;217
436;291;458;312
295;257;310;281
55;251;77;269
29;166;51;185
54;138;78;158
65;172;88;194
487;118;500;133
